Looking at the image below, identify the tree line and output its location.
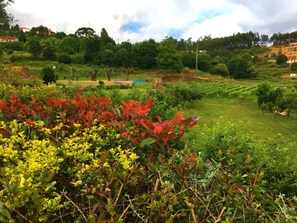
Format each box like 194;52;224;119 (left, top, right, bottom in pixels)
1;1;296;79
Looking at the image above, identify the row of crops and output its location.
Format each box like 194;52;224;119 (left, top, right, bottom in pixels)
189;81;258;97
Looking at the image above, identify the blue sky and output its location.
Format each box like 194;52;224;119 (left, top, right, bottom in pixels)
7;0;297;43
120;22;143;33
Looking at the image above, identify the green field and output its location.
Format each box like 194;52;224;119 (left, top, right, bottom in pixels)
182;97;297;150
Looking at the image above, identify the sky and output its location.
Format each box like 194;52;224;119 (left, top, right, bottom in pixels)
6;0;297;43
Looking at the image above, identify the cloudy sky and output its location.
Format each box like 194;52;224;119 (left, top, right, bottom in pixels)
7;0;297;43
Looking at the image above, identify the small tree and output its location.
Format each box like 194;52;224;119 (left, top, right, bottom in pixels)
276;54;288;65
255;83;284;114
105;66;113;81
26;37;42;57
197;52;212;72
213;63;229;76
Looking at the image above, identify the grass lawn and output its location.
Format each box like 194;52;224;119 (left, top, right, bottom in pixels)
182;97;297;151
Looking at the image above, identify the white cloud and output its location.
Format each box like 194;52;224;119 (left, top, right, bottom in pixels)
6;0;297;43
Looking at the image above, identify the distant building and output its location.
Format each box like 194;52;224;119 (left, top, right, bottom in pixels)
283;42;297;63
270;42;297;63
20;27;30;32
0;36;18;42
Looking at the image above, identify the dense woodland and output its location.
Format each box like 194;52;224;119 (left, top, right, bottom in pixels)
1;23;297;78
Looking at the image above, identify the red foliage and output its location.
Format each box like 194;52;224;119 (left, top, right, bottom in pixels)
0;93;199;155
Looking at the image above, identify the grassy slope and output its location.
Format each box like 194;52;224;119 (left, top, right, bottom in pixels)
182;97;297;151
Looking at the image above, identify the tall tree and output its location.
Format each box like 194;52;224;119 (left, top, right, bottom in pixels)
75;27;96;38
100;28;116;49
0;0;14;25
134;39;158;69
156;37;183;73
59;36;79;54
29;26;50;38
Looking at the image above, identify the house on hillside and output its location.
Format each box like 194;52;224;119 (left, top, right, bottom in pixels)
270;42;297;64
20;27;30;32
283;42;297;63
0;36;18;42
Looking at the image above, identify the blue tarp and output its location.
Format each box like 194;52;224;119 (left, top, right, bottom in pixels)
133;79;146;83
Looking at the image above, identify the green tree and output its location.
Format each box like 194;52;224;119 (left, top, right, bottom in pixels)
197;52;212;72
43;46;56;60
18;30;27;43
228;56;251;79
0;0;14;26
53;32;67;39
75;27;96;38
29;25;50;38
99;28;116;50
115;48;129;67
83;37;100;63
181;51;196;68
213;63;229;76
156;37;183;73
59;36;79;54
276;54;288;65
26;37;42;57
255;83;284;112
114;41;133;67
134;39;158;69
97;48;115;66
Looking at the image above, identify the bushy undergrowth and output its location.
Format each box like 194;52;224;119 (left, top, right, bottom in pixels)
0;65;42;87
186;123;297;197
0;119;296;222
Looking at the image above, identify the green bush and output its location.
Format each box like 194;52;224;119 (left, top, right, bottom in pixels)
171;83;203;104
70;54;85;64
41;67;56;84
1;121;296;222
58;54;71;64
0;83;61;101
43;47;56;60
0;41;23;51
276;54;288;65
213;63;229;76
291;62;297;72
0;46;3;58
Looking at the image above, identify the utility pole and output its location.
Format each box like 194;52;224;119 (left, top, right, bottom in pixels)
195;40;199;71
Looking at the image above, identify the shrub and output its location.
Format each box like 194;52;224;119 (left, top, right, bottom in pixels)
0;41;23;51
41;67;56;84
43;47;56;60
0;46;3;58
291;62;297;72
0;65;42;87
171;83;203;104
213;63;229;76
70;54;85;64
0;120;296;222
6;48;13;55
276;54;288;65
57;54;71;64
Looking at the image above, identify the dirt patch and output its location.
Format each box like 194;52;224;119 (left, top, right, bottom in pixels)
56;80;133;86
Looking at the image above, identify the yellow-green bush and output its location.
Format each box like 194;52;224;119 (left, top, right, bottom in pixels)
0;83;61;101
1;120;296;222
